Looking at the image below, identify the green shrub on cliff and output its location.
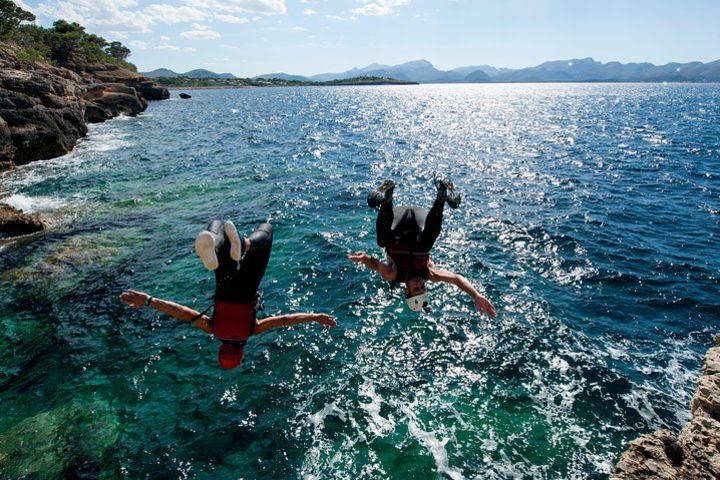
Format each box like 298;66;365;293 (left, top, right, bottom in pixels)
15;47;44;63
0;0;34;38
1;1;137;70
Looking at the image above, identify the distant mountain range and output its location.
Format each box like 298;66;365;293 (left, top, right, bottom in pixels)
141;68;236;79
144;58;720;83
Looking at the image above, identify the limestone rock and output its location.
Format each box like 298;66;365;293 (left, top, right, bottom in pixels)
0;116;14;169
614;430;681;480
0;44;168;169
0;203;46;236
83;82;147;123
613;337;720;479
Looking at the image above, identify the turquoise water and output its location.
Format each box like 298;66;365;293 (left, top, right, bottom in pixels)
1;84;719;479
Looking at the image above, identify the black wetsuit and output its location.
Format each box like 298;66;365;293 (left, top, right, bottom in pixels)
205;221;273;303
376;198;445;280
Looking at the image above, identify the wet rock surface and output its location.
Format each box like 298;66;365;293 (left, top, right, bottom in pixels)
613;336;720;479
0;203;45;237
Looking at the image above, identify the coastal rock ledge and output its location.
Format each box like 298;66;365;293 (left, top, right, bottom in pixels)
0;203;45;236
0;43;169;170
613;336;720;479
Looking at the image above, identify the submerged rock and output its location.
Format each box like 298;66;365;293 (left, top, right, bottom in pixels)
179;92;192;99
613;336;720;479
0;203;45;237
0;400;120;479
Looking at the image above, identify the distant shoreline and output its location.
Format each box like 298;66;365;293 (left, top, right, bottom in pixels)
166;83;417;90
165;81;720;91
167;86;253;90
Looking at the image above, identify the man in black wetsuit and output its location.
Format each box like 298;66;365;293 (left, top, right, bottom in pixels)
120;221;335;370
348;178;496;316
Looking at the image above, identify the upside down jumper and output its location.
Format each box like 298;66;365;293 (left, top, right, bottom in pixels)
348;177;496;316
120;220;335;370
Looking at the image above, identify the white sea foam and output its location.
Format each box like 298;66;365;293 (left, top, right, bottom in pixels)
80;131;132;152
3;193;68;213
399;403;464;480
308;402;346;428
359;378;395;436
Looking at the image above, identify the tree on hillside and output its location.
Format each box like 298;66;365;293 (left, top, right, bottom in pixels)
0;0;35;37
46;20;86;63
105;41;130;61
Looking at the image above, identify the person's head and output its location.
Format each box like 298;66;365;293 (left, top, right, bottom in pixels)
405;275;431;313
218;342;245;370
405;275;427;297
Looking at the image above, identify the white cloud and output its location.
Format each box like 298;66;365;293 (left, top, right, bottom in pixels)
108;31;129;39
128;40;148;50
36;0;153;33
155;44;180;51
215;14;250;24
35;0;212;34
180;26;221;39
143;4;207;23
160;35;170;41
183;47;197;52
303;8;316;15
351;0;410;16
182;0;286;15
35;0;285;38
291;26;307;31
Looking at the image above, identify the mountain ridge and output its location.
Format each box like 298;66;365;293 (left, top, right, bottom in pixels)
145;58;720;84
256;57;720;84
141;68;235;79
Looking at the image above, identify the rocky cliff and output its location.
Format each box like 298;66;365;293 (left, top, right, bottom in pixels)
0;42;168;170
0;42;169;237
613;336;720;479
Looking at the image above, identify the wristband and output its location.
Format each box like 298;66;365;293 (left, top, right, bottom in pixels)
145;296;153;307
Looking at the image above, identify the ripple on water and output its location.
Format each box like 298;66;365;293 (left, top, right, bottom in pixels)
0;84;719;479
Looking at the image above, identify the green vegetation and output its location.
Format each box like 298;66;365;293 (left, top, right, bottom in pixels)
156;75;418;88
0;0;33;37
0;1;135;70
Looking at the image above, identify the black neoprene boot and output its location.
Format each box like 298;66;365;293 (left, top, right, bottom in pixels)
434;176;462;209
367;180;396;208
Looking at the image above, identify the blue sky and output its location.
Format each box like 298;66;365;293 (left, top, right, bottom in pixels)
17;0;720;76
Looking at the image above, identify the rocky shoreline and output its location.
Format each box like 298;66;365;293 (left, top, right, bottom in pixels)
613;336;720;479
0;42;169;237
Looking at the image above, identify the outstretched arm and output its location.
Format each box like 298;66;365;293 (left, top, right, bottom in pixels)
254;313;337;335
119;289;213;334
347;251;396;281
427;268;496;317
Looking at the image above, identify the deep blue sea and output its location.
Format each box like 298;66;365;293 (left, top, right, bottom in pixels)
1;84;719;479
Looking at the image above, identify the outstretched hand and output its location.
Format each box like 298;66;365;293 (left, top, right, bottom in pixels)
347;251;369;264
120;289;149;308
474;295;497;318
314;314;337;328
